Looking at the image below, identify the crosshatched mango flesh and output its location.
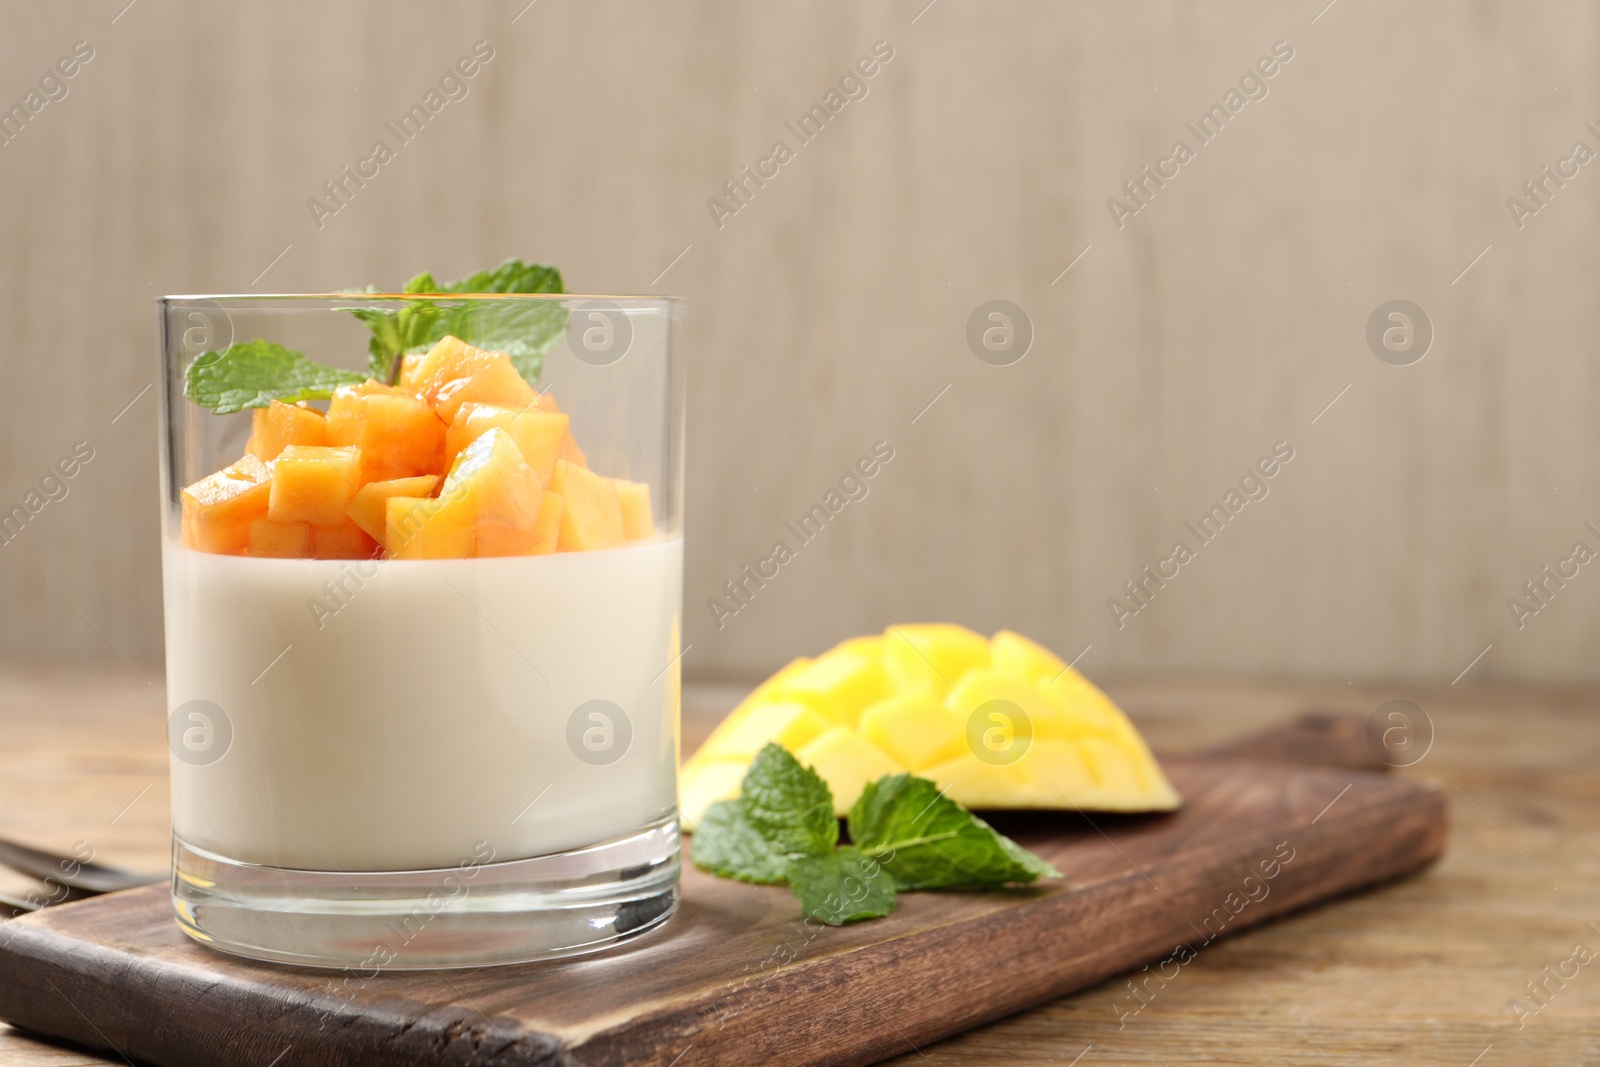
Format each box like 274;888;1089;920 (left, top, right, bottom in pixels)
679;626;1181;829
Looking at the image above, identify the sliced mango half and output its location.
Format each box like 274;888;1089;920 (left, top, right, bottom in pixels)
680;625;1180;829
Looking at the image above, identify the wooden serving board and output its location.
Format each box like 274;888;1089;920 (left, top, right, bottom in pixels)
0;717;1446;1067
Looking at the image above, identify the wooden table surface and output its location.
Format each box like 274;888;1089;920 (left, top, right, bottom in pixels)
0;668;1593;1066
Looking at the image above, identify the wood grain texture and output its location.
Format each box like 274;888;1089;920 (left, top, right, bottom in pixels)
0;757;1444;1067
2;2;1599;683
1203;710;1391;772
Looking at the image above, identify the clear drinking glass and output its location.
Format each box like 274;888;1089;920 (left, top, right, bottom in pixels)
156;293;684;968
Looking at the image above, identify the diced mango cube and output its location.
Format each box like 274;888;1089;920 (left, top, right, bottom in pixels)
612;478;654;540
1009;739;1098;806
326;383;446;484
246;518;311;558
1040;669;1133;741
794;726;905;815
245;401;326;461
267;445;361;526
344;475;440;544
413;336;536;424
180;454;273;554
397;352;427;391
477;524;538;557
445;403;569;485
550;459;624;551
943;668;1074;742
441;427;542;528
1014;738;1179;810
990;629;1069;686
779;649;892;727
312;521;379;560
920;753;1029;809
1078;736;1148;796
386;496;474;559
530;491;563;555
700;701;833;761
883;623;990;697
858;691;967;771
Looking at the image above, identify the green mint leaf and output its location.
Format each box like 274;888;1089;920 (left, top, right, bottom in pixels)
415;260;563;298
690;800;789;884
848;774;1062;890
350;259;567;385
184;340;365;415
741;743;839;859
786;846;896;926
348;307;406;380
402;271;439;294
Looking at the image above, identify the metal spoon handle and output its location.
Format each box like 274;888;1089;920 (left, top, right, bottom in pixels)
0;837;163;894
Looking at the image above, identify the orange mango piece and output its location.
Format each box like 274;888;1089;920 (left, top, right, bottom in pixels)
344;475;440;544
326;382;446;484
477;524;538;557
441;427;542;529
386;496;474;559
268;445;361;526
313;521;380;560
246;518;311;558
611;478;653;540
245;401;327;461
412;336;536;425
397;352;427;391
531;491;563;554
444;403;569;485
551;459;624;551
180;454;273;554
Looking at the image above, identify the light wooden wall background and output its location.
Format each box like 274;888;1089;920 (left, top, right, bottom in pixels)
1;0;1595;685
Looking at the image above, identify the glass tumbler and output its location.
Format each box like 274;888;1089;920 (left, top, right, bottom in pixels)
156;293;684;968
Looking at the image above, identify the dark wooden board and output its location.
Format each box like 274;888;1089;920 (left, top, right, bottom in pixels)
0;725;1447;1067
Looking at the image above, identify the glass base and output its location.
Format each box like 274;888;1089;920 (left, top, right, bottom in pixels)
171;817;679;969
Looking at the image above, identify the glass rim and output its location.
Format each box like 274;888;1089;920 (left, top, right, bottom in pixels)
158;292;680;305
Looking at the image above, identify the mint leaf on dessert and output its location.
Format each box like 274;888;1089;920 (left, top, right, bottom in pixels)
411;259;562;299
184;340;364;414
348;305;408;380
740;743;839;859
786;846;896;926
848;774;1062;890
352;259;567;385
691;799;789;884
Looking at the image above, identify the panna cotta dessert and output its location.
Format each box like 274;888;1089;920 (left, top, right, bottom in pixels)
164;541;681;871
160;306;684;967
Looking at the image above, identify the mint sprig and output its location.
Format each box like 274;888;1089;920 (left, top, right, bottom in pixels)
353;259;567;385
181;259;570;412
691;744;1060;926
850;773;1060;890
183;340;365;415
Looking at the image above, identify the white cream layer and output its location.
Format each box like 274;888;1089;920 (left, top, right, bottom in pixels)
163;539;682;871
